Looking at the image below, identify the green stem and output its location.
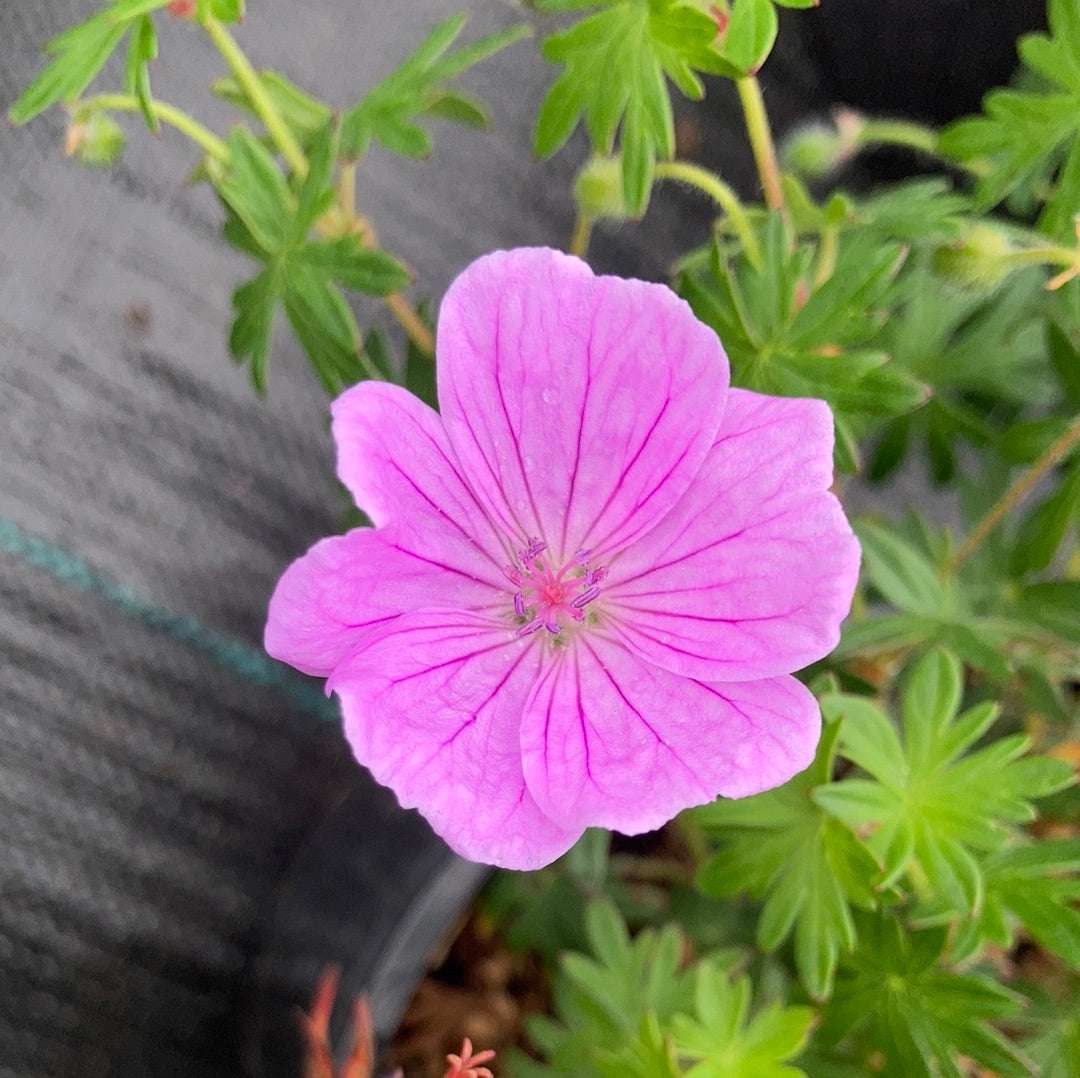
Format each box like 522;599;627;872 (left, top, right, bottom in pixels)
856;119;939;157
736;76;785;213
948;411;1080;573
853;117;986;176
79;94;228;162
569;212;594;258
1001;244;1077;269
654;160;763;270
201;16;308;177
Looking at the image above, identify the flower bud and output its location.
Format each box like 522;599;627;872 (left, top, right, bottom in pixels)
932;224;1012;290
573;156;627;222
780;122;847;179
65;113;125;168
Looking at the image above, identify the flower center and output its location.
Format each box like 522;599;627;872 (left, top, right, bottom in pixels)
504;538;606;638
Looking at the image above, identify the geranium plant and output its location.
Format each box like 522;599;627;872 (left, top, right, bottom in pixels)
11;0;1080;1073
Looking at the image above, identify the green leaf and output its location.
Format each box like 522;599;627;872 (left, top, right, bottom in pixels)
940;0;1080;222
1016;982;1080;1077
594;1013;680;1078
820;914;1029;1078
212;70;332;148
534;0;722;216
281;260;364;396
815;650;1074;915
1010;459;1080;576
919;839;1080;975
124;14;158;132
293;239;410;297
228;267;278;394
210;0;244;21
340;16;529;160
1049;319;1080;410
696;719;878;999
671;964;814;1077
423;90;490;129
565;829;611;893
105;0;169;18
853;520;947;616
218;128;293;253
717;0;778;77
1015;580;1080;643
526;899;696;1072
9;16;129;124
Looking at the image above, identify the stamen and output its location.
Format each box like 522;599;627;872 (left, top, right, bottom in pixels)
522;537;547;561
571;585;600;609
506;544;607;635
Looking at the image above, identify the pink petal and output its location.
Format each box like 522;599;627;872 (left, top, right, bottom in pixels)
603;390;860;681
520;636;820;834
332;381;512;590
332;611;580;869
264;527;479;677
436;248;729;566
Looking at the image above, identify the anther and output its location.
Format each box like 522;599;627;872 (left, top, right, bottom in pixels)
571;585;600;609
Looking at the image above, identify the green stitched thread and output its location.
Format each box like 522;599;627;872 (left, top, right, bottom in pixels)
0;516;336;721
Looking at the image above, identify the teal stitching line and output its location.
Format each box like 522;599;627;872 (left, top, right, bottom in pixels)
0;516;336;721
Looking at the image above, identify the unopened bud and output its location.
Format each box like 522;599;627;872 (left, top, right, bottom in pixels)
781;122;848;180
167;0;197;18
573;156;627;222
932;224;1012;290
66;112;125;168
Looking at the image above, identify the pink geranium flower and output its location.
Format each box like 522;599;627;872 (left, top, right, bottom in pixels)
265;248;859;870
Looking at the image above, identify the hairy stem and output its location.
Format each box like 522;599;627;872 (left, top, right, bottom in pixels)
654;160;763;269
79;94;228;162
948;412;1080;572
569;212;594;258
202;17;308;177
736;76;785;213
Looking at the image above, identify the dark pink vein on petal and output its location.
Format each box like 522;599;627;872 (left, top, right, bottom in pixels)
575;395;672;552
583;639;708;795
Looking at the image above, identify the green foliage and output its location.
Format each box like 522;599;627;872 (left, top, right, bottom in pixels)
212;70;332;149
818;914;1030;1077
677;217;928;460
1017;982;1080;1076
939;0;1080;234
918;838;1080;967
816;651;1073;915
339;15;530;160
8;1;168;124
534;0;731;215
521;900;811;1077
670;963;815;1077
695;719;878;1000
219;125;409;393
